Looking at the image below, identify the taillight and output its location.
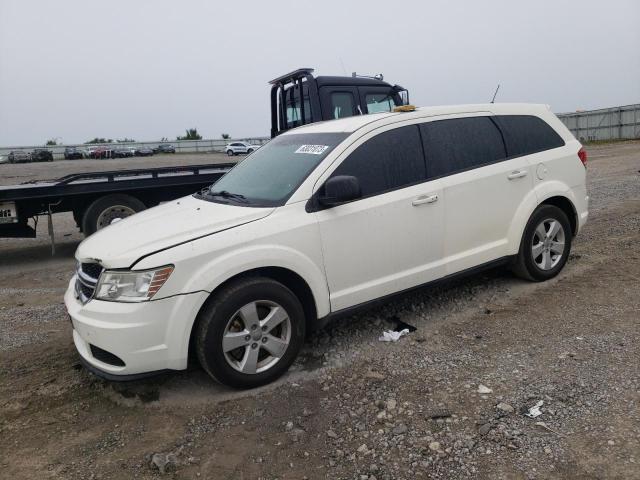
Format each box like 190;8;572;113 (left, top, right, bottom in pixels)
578;147;587;168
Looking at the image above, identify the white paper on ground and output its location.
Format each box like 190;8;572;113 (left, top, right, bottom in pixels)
378;329;410;342
526;400;544;418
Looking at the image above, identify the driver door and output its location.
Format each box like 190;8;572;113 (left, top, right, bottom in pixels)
313;124;445;311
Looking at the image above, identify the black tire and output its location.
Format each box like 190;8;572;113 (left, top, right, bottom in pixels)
81;194;146;236
512;204;572;282
247;149;254;154
195;277;306;389
226;150;234;157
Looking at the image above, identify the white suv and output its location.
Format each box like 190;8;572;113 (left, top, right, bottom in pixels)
65;104;588;388
225;142;260;156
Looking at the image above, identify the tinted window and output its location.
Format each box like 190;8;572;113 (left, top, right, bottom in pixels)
204;132;348;206
494;115;565;158
331;92;356;119
330;125;426;197
419;117;506;178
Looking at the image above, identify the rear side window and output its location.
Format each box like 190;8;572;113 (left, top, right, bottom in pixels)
419;116;506;178
494;115;565;158
330;125;426;197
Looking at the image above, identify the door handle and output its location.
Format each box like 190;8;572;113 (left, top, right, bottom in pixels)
412;194;438;206
507;170;528;180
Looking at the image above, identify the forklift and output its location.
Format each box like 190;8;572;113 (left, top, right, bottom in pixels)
269;67;409;138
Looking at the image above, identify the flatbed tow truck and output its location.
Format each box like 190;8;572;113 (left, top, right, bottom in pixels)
0;68;408;245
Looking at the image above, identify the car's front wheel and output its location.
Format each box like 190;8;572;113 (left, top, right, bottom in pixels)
512;204;572;282
195;277;306;389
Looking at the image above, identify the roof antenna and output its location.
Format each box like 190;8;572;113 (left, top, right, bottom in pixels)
339;58;347;75
490;84;500;103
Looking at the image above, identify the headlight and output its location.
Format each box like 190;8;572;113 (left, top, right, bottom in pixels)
95;266;174;302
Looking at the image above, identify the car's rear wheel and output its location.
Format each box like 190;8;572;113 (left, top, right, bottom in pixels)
226;150;234;156
195;277;305;389
512;204;572;282
247;149;254;154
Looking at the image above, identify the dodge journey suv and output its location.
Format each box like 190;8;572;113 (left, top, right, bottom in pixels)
65;104;588;388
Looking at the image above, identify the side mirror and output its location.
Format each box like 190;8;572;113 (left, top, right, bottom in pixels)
318;175;361;207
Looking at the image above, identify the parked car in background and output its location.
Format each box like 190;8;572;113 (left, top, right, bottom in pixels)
32;149;54;162
64;147;85;160
225;141;261;156
135;147;154;157
8;151;32;163
0;155;7;164
90;147;112;159
112;147;134;158
64;104;588;388
154;144;176;154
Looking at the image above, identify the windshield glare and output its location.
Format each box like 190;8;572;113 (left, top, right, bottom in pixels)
203;132;348;206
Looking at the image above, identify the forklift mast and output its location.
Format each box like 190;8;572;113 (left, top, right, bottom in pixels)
269;68;408;138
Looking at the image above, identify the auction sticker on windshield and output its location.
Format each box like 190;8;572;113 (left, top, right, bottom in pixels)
295;145;329;155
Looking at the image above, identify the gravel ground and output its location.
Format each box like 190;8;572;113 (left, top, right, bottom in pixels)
0;141;639;479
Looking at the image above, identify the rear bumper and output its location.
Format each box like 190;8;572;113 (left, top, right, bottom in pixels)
65;276;208;378
573;184;589;234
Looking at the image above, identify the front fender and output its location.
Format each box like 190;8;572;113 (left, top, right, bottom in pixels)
190;244;330;318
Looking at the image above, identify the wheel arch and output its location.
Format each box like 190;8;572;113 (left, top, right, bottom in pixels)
508;185;579;255
539;195;578;236
187;266;319;362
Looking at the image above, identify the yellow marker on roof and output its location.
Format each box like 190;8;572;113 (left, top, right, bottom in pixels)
393;105;416;112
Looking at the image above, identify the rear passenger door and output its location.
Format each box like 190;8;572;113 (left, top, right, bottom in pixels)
313;124;445;311
419;114;534;274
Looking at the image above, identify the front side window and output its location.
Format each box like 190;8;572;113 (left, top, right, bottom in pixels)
365;93;394;114
201;132;348;207
331;92;356;119
329;125;426;198
419;116;506;179
493;115;565;158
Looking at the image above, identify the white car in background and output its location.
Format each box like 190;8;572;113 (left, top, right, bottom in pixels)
225;142;261;156
65;103;588;389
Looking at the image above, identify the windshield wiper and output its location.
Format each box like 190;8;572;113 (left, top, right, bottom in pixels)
208;190;248;203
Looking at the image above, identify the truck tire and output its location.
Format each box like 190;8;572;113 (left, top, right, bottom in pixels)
81;194;146;236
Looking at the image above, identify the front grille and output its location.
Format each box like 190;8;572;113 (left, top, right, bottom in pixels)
75;262;103;304
90;344;125;367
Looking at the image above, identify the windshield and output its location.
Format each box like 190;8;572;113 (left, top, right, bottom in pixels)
199;132;348;207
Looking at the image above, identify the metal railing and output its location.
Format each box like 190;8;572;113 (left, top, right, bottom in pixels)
0;137;271;160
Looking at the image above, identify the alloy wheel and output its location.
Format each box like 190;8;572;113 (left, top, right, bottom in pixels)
222;300;291;374
531;218;565;270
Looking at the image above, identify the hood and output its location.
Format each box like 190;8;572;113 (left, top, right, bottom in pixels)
76;195;274;268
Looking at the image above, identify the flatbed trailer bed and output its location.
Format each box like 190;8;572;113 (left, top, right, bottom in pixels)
0;163;234;241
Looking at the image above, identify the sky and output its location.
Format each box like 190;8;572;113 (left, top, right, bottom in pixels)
0;0;639;146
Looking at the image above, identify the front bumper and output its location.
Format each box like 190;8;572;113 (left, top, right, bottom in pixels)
65;276;209;378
